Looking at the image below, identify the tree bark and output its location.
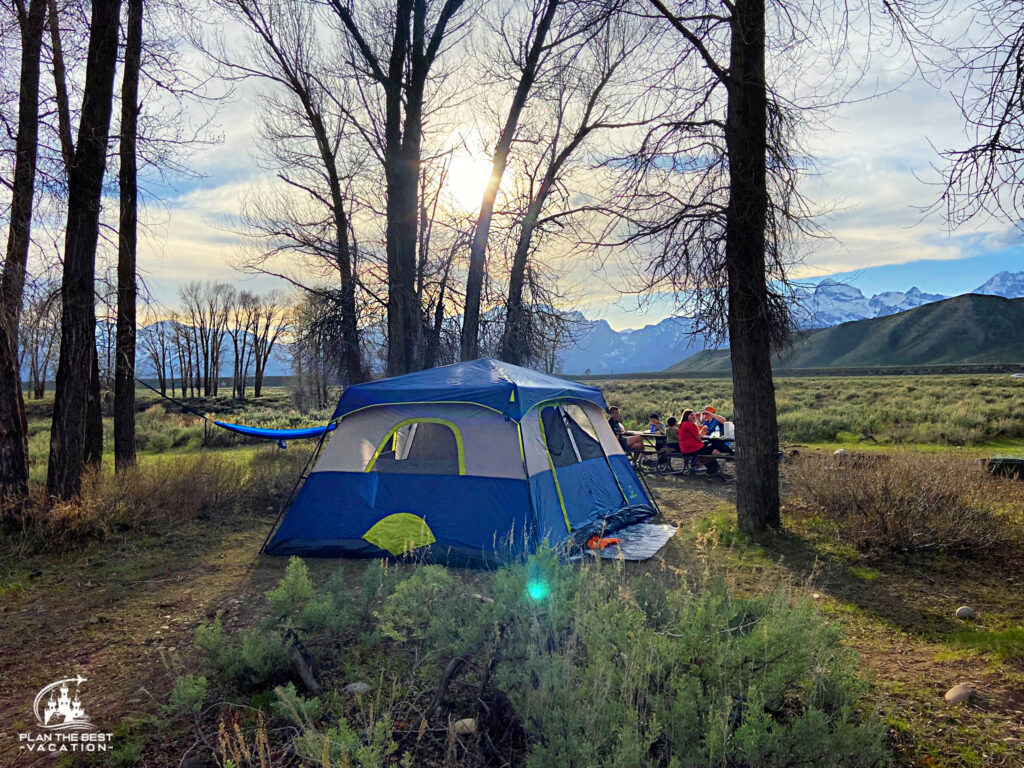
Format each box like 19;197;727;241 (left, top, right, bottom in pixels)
47;0;74;171
305;105;363;383
47;0;123;499
85;345;102;466
461;0;559;361
0;0;47;500
334;0;464;375
498;186;548;365
724;0;780;532
115;0;143;469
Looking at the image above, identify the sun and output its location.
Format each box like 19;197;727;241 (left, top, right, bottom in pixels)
444;152;494;213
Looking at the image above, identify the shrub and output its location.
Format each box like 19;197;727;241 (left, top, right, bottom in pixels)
188;552;886;768
267;556;314;620
235;629;291;687
373;564;480;650
148;431;173;453
293;714;399;767
272;682;410;767
788;452;1021;554
1;447;306;555
167;674;207;716
487;557;886;768
196;613;290;689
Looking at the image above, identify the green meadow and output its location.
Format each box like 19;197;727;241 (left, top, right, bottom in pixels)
597;374;1024;451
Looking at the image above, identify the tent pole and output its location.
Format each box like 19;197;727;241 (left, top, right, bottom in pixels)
260;422;331;554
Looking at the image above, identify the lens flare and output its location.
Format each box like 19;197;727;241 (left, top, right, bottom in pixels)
526;579;550;602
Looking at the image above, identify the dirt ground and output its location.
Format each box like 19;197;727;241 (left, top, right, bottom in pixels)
1;471;1022;767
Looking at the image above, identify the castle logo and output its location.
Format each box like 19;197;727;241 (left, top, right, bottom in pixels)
16;674;115;754
32;676;97;732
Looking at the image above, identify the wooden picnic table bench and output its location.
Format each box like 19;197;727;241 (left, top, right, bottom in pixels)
629;433;736;479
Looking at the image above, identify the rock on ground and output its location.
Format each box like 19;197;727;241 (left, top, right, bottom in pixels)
944;683;974;704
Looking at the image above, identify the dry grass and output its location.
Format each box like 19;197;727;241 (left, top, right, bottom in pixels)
787;452;1024;554
1;447;307;556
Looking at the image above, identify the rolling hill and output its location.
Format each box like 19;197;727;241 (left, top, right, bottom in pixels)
667;294;1024;373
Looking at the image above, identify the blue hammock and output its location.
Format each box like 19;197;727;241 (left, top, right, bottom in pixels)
213;420;336;447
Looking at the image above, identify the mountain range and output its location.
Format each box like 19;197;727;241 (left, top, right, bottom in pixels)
669;294;1024;372
555;270;1024;374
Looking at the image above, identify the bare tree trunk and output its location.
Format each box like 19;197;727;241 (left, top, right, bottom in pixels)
85;345;102;466
499;189;547;365
381;0;414;376
335;0;464;375
461;0;559;361
725;0;779;532
47;0;74;170
0;0;46;500
47;0;123;499
115;0;143;469
423;278;447;370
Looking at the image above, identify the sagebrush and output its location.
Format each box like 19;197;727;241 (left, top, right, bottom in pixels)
184;552;887;768
788;452;1022;554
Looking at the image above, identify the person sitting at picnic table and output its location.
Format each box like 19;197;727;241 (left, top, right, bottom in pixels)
648;413;666;435
657;416;679;467
607;405;645;457
664;416;679;445
700;406;734;454
701;406;725;436
678;408;724;475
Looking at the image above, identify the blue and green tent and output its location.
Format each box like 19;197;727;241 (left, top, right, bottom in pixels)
262;359;655;563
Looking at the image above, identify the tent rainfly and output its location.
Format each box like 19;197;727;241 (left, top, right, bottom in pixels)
262;358;656;563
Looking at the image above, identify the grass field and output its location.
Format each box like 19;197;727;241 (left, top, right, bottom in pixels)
597;374;1024;451
2;376;1022;767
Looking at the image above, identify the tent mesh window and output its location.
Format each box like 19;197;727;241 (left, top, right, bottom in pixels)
563;405;604;460
542;405;604;467
372;421;461;475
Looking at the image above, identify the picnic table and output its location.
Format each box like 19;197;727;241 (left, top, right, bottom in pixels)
626;431;736;478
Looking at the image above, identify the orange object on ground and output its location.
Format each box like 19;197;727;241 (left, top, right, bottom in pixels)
586;535;622;550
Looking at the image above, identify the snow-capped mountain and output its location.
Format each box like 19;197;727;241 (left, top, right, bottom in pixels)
560;270;1024;374
792;280;946;328
973;271;1024;298
557;315;709;375
868;287;946;315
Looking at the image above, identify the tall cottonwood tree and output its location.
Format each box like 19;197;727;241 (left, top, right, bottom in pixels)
329;0;468;376
227;291;258;398
48;0;123;499
460;0;561;361
19;277;61;400
115;0;143;469
138;314;173;396
636;0;788;532
251;293;286;397
499;10;651;365
0;0;46;500
210;0;366;383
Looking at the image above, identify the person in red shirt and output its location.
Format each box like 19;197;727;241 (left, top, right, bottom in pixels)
678;408;724;476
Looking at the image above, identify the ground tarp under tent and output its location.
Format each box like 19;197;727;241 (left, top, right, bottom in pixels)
262;358;657;563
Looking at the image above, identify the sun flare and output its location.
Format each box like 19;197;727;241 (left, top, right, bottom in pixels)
444;152;494;213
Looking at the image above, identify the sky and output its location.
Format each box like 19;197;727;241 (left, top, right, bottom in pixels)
134;6;1024;332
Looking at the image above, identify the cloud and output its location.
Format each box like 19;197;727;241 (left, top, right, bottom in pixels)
137;176;281;305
